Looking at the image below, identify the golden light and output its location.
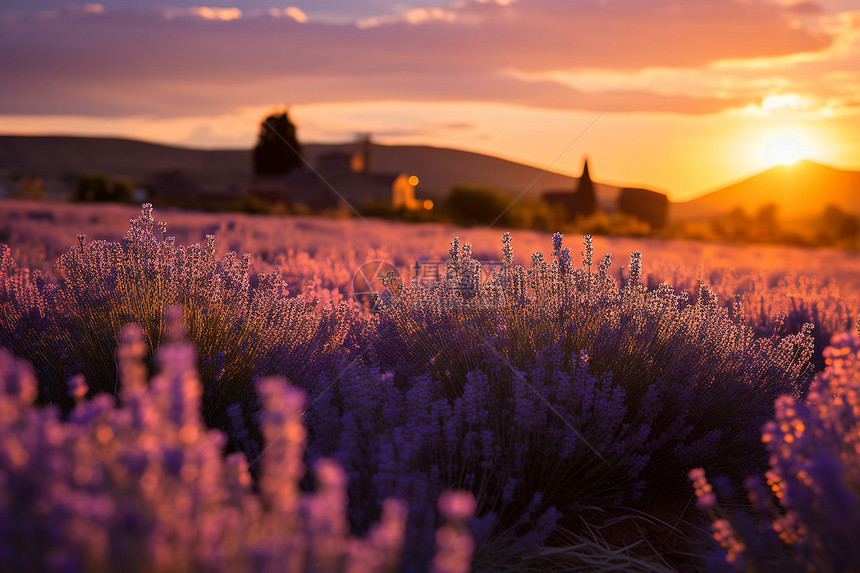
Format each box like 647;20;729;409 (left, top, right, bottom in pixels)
758;130;811;167
188;7;243;20
761;94;806;111
408;175;420;186
423;199;434;210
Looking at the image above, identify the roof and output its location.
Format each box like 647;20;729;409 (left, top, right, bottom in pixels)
619;187;668;201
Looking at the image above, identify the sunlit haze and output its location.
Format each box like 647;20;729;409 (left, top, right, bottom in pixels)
2;0;860;200
758;129;814;166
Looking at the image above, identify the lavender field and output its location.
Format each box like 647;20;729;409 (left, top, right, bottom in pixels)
2;200;859;572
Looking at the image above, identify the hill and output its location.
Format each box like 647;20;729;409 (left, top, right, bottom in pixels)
0;135;618;206
672;160;860;221
0;135;250;190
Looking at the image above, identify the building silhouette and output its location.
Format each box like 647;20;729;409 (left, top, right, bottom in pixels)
246;134;419;212
542;158;598;220
618;187;669;229
540;158;670;229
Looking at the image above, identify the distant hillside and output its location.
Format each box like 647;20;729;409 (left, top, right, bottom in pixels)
672;160;860;221
0;135;250;189
0;135;619;206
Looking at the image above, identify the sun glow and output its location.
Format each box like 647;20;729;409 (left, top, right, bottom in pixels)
758;130;812;167
761;93;807;112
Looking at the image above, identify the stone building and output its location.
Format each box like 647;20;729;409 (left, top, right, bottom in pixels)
247;135;419;211
618;187;669;229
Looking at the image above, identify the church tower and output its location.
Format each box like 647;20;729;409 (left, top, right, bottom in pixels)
575;157;597;216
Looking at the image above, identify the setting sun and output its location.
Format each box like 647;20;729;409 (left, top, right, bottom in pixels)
759;131;812;167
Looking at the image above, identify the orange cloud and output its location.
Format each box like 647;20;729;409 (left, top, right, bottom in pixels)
0;1;837;118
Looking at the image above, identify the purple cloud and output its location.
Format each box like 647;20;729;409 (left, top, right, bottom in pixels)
0;1;832;117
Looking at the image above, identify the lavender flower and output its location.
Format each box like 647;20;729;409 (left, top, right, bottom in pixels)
430;491;476;573
0;327;471;572
692;332;860;572
1;204;833;570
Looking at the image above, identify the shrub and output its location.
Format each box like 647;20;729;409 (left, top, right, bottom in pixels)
0;323;476;572
366;232;813;563
235;194;273;215
0;205;362;474
645;268;858;371
690;332;860;571
0;205;360;441
0;206;822;569
74;173;134;203
444;186;512;227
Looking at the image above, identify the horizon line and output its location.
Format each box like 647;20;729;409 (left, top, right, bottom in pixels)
0;131;852;204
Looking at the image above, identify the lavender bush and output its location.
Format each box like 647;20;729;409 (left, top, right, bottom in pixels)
0;320;477;572
646;265;858;372
0;204;831;569
2;199;855;375
373;234;812;514
690;331;860;571
0;205;363;432
4;200;859;300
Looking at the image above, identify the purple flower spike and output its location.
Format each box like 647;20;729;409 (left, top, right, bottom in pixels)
430;491;476;573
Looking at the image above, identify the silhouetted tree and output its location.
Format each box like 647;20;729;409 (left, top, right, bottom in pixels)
253;111;304;175
814;204;860;244
74;173;132;203
711;206;750;241
753;203;780;242
445;185;511;227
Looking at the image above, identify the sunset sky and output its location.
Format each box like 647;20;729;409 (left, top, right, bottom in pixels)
2;0;859;200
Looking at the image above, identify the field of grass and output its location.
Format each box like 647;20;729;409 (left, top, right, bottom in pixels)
1;199;858;571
